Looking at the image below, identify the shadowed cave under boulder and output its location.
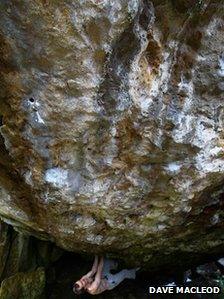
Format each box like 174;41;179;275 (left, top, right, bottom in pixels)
1;222;224;299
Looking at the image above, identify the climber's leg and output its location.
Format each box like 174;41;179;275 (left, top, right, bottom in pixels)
106;268;137;290
102;258;118;276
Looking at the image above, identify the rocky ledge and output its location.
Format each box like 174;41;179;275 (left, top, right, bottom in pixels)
0;0;224;270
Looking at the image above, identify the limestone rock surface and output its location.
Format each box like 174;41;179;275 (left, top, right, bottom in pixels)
0;0;224;269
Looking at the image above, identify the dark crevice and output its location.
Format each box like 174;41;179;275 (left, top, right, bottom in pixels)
1;225;16;280
1;224;224;298
43;245;224;298
0;224;11;282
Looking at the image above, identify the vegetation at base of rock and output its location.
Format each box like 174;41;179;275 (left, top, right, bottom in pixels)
0;268;45;299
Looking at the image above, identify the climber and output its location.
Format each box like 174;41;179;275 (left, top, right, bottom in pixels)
73;255;138;295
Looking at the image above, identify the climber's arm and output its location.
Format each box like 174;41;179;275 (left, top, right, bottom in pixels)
87;256;104;293
86;255;99;278
73;256;99;291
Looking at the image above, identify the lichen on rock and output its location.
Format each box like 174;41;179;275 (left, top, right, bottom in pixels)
0;268;45;299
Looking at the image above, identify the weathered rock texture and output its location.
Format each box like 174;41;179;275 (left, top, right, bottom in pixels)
0;0;224;269
0;221;64;298
0;268;45;299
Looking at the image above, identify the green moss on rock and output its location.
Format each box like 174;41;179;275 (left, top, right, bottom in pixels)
0;268;45;299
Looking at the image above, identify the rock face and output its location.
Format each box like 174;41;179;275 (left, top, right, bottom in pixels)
0;268;45;299
0;0;224;269
0;221;63;298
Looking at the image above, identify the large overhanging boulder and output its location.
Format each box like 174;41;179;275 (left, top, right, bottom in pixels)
0;0;224;270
